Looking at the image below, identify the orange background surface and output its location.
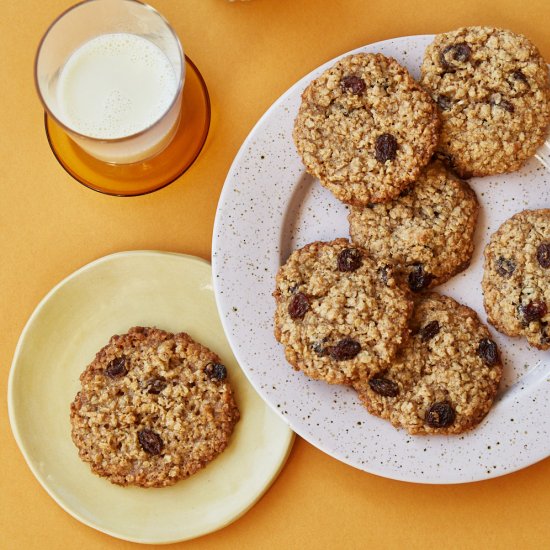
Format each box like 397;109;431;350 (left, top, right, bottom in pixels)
2;0;550;548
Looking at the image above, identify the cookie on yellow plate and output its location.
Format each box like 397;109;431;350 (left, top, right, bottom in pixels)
70;326;240;487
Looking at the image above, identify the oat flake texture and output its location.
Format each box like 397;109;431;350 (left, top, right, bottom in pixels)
273;238;413;385
421;26;550;178
354;293;503;435
482;209;550;350
293;53;440;205
348;159;479;291
70;327;240;488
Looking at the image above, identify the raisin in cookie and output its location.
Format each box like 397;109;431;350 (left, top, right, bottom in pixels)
348;159;478;292
421;27;550;178
70;327;240;487
293;53;439;205
354;293;503;435
482;209;550;350
273;239;413;385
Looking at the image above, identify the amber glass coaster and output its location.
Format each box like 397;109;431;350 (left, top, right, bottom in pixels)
45;56;210;196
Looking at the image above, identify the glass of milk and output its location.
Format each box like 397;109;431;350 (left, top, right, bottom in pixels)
35;0;185;164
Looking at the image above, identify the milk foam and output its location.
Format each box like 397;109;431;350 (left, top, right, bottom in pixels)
57;33;178;139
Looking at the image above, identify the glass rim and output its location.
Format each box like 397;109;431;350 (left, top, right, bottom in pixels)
34;0;185;144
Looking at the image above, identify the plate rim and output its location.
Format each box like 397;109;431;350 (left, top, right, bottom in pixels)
212;34;550;485
8;250;294;544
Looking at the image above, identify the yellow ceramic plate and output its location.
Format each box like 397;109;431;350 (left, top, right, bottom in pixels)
8;251;294;544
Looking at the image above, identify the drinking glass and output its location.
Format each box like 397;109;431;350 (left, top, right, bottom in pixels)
35;0;210;195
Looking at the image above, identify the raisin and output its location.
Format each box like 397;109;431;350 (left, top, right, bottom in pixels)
399;187;412;198
490;96;514;113
477;338;499;366
439;43;471;69
537;243;550;268
205;362;227;381
519;301;548;324
147;377;167;394
105;356;127;378
512;70;527;83
375;133;398;163
436;95;452;111
138;429;163;455
495;256;516;278
451;43;471;61
420;320;440;342
288;292;309;319
337;248;363;272
369;377;399;397
329;338;361;360
407;264;433;292
341;75;366;95
425;402;456;428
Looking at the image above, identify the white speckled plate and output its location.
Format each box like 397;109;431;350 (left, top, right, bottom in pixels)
8;251;294;543
212;35;550;484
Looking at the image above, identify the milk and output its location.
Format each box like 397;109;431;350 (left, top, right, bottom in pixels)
56;33;182;163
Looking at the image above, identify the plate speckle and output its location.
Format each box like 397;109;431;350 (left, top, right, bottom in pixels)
213;35;550;484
